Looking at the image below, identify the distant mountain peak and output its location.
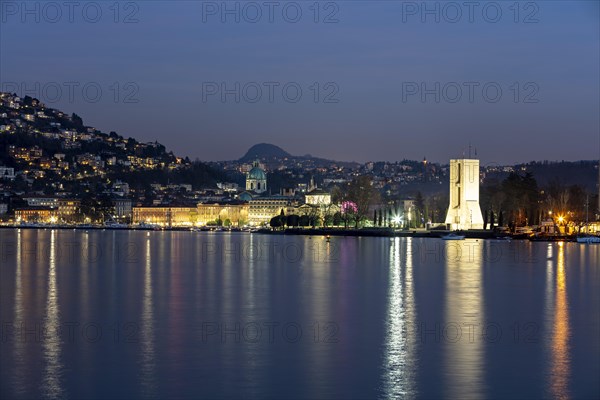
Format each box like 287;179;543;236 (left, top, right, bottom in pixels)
240;143;291;162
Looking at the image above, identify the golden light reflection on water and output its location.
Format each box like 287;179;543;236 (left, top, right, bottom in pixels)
549;242;570;399
41;230;64;398
444;240;484;399
382;237;416;399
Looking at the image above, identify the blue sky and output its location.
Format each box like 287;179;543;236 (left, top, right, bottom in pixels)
1;1;598;163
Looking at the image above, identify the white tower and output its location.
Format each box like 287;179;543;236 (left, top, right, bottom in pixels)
445;159;484;230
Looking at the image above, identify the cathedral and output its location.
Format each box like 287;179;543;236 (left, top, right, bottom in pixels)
245;160;267;194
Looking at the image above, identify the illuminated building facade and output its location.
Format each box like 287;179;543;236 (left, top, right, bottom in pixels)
305;188;331;206
15;207;58;223
248;197;295;226
132;203;250;227
114;198;133;222
57;199;81;222
196;202;249;225
132;207;197;227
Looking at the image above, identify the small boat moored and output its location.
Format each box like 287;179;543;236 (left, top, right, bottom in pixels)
576;235;600;244
441;232;466;240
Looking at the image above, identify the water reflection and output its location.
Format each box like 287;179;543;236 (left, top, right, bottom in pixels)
443;240;484;399
548;243;570;399
381;237;416;398
140;238;157;397
41;230;64;398
303;236;337;400
12;229;26;397
1;231;597;399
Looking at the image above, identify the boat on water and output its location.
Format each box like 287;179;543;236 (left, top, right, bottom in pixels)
441;232;465;240
576;235;600;244
512;226;534;239
104;221;128;229
138;222;161;230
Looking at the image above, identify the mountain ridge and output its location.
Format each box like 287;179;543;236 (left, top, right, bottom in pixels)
239;143;291;162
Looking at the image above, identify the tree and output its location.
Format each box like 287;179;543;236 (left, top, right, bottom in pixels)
299;215;310;227
306;206;320;228
345;176;379;228
566;185;587;226
270;210;286;230
280;209;286;227
414;192;425;228
501;172;540;227
483;209;488;230
332;212;342;226
287;214;299;227
269;216;282;229
323;211;334;227
72;113;84;128
320;203;335;228
330;185;344;204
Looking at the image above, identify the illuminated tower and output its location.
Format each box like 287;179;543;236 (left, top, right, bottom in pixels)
445;159;484;230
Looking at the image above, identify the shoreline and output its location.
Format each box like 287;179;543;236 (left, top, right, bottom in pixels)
0;225;583;241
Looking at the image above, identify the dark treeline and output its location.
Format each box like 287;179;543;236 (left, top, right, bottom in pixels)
481;172;596;229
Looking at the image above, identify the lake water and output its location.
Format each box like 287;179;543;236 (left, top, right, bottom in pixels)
0;229;599;399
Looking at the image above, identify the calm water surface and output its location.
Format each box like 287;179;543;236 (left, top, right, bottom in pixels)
0;229;599;399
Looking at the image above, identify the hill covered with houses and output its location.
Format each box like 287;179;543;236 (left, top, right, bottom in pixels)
0;92;232;213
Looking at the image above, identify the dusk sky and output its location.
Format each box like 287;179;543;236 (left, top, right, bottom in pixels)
1;1;598;163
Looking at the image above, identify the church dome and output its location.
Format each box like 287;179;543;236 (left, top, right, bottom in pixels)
248;166;266;180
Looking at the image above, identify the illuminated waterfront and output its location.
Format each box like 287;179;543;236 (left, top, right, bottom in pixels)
1;229;599;399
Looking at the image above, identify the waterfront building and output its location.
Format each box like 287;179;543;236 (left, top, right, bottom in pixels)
57;199;81;222
248;196;296;226
132;202;250;227
15;207;58;223
444;158;484;230
113;198;133;222
132;206;197;227
196;202;249;226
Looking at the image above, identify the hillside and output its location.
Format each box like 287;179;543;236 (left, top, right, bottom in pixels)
239;143;291;162
0;92;225;194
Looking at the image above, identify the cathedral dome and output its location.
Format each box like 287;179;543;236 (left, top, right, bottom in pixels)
248;166;266;180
